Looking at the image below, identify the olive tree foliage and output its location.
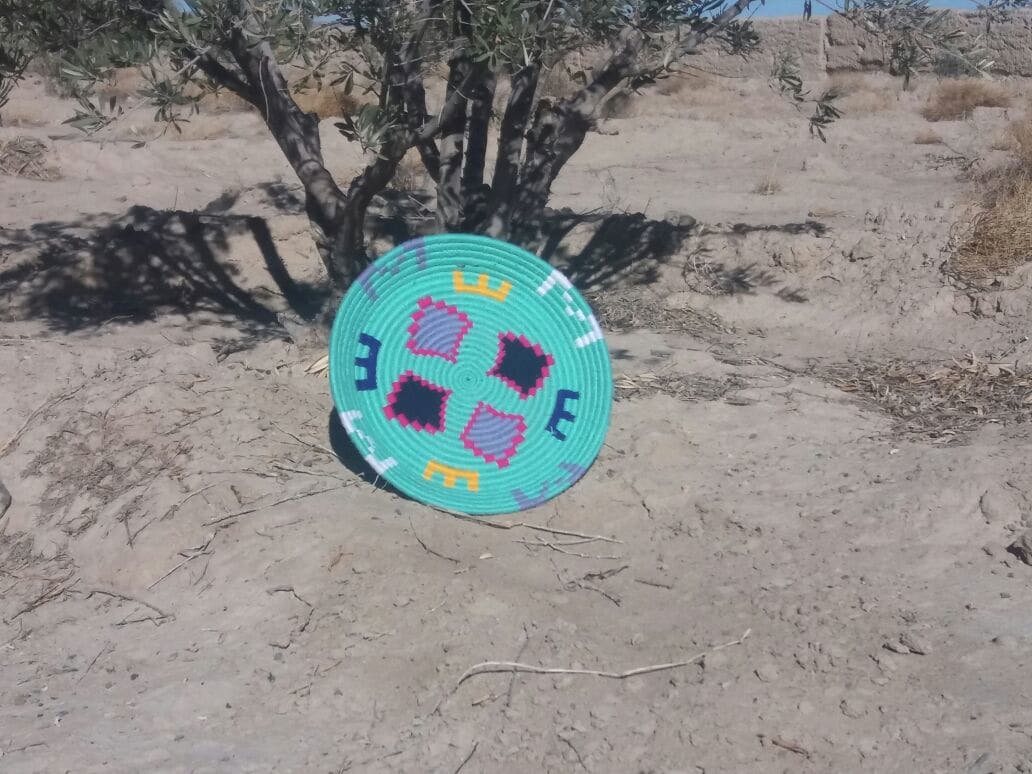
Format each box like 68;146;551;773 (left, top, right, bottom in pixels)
0;0;1020;290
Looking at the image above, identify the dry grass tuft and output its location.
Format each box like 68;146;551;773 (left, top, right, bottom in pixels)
587;288;726;337
0;136;59;180
391;151;430;193
951;171;1032;279
292;84;359;120
615;372;743;402
952;113;1032;280
752;178;782;195
827;354;1032;439
913;128;944;145
1012;114;1032;167
920;79;1010;122
828;72;896;114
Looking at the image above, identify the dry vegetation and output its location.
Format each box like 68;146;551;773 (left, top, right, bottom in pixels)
828;355;1032;439
828;72;897;114
0;136;59;180
913;128;944;145
921;78;1011;121
952;111;1032;280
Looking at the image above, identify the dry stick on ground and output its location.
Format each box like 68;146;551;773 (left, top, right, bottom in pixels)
0;383;86;458
271;422;337;458
147;533;216;589
443;510;622;544
516;536;622;560
440;629;752;710
453;741;479;774
0;479;11;523
7;575;79;621
410;516;461;564
86;588;174;625
159;484;218;521
205;485;342;526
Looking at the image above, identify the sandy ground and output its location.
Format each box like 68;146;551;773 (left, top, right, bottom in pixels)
3;71;1032;773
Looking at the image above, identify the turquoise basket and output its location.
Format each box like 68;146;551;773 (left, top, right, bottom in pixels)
328;234;612;515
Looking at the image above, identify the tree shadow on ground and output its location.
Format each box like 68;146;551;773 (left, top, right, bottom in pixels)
0;199;327;334
366;195;695;291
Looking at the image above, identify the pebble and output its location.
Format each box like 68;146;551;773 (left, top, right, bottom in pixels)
840;698;867;719
1006;529;1032;566
899;632;933;655
755;664;780;683
991;635;1019;650
884;640;911;655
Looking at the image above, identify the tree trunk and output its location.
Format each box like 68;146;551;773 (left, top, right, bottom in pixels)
228;36;358;287
510;31;645;235
437;55;472;232
485;64;540;237
461;65;496;229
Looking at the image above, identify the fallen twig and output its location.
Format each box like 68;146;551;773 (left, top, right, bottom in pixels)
517;536;621;560
7;575;79;620
87;588;174;625
444;629;751;704
453;741;478;774
767;735;811;758
410;516;461;564
147;533;216;589
271;423;337;458
444;511;622;544
206;486;340;526
159;484;217;522
0;383;86;458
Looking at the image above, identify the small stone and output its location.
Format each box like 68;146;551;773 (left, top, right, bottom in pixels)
899;632;932;655
662;210;697;230
847;235;879;262
1006;529;1032;565
980;489;1018;524
755;664;780;683
992;635;1019;650
883;640;911;655
840;698;867;719
630;633;645;647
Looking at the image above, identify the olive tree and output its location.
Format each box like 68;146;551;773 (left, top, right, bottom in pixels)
0;0;1014;290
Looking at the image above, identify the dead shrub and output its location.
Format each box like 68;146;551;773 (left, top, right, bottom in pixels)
920;79;1010;122
0;136;59;180
752;178;782;195
1012;114;1032;167
913;128;944;145
829;73;895;114
392;151;430;193
292;84;359;119
952;170;1032;279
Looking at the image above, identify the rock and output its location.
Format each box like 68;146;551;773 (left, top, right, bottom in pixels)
840;698;868;719
979;489;1019;524
1006;529;1032;565
662;210;698;230
755;663;780;682
899;632;932;655
0;479;10;521
883;640;911;655
847;235;879;262
991;635;1018;650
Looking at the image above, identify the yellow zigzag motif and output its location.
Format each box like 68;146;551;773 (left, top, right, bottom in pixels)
423;460;479;492
453;271;512;302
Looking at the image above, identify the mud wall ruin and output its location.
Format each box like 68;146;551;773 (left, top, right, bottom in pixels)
692;11;1032;78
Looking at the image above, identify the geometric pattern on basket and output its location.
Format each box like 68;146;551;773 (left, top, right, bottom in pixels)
460;402;527;468
407;296;472;363
487;332;554;399
383;371;451;434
